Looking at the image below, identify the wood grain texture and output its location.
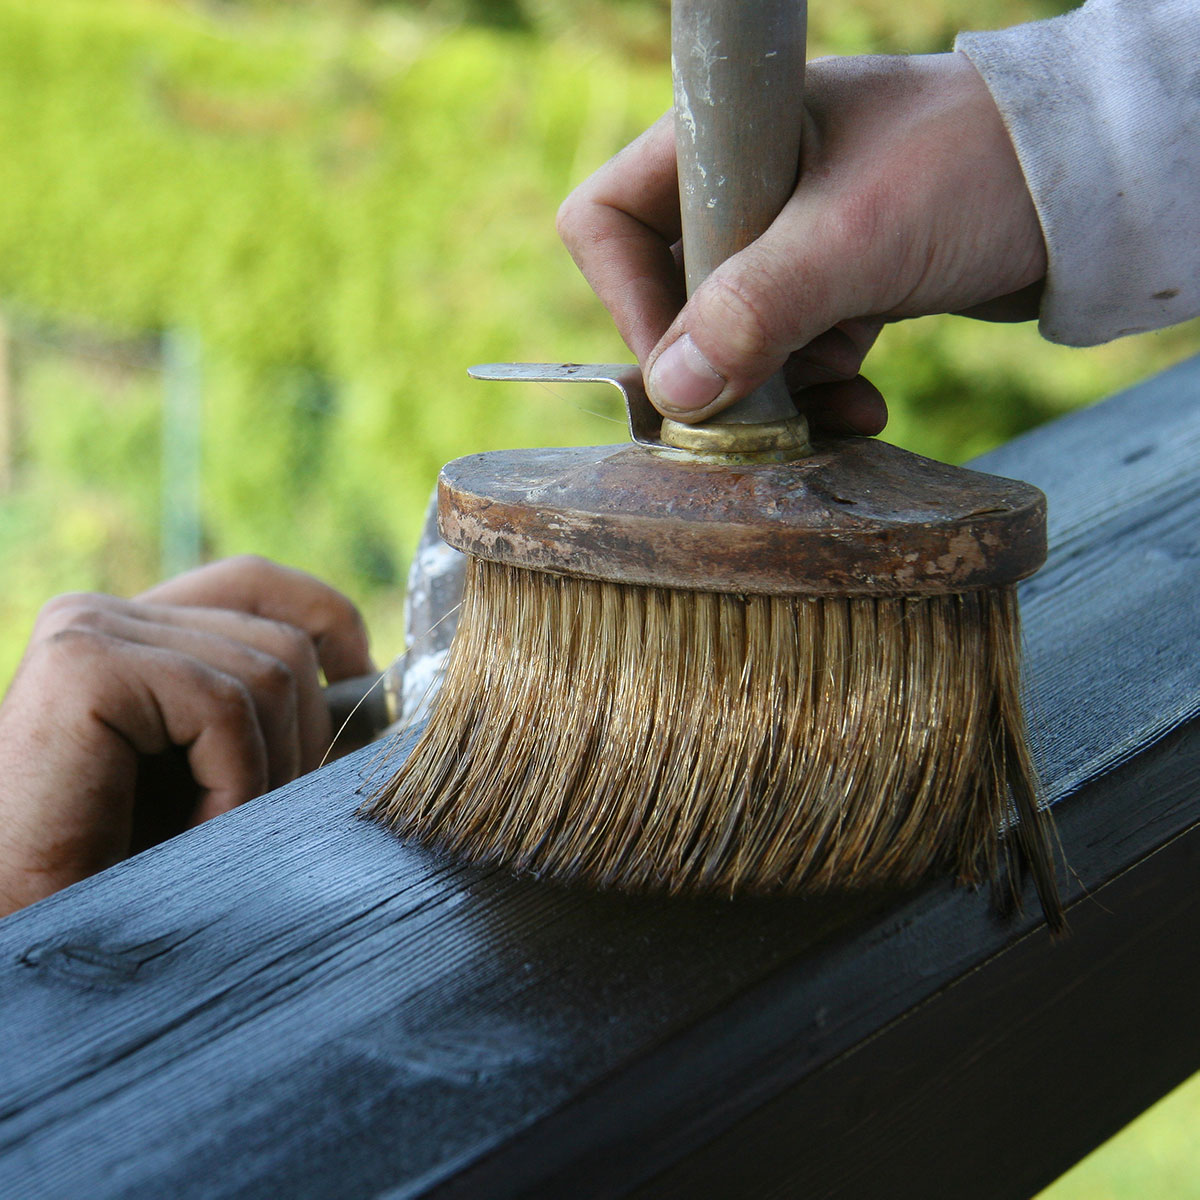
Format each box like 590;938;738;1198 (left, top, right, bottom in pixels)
0;356;1198;1199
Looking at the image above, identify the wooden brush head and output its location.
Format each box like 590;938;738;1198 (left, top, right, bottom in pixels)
436;439;1047;598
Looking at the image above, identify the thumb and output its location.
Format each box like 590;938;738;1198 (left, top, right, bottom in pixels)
644;216;847;423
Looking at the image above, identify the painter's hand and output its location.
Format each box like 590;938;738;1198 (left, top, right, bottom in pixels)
557;51;1046;429
0;557;373;915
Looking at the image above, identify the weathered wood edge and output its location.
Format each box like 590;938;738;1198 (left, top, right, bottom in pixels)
406;355;1200;1198
0;356;1195;1200
438;720;1200;1200
631;725;1200;1199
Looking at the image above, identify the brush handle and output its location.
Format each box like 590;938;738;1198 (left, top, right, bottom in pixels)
671;0;807;426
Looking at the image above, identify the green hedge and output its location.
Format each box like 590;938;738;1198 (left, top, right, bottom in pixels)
0;0;663;581
0;0;1194;679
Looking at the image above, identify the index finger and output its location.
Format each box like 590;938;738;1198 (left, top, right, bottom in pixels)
138;556;373;683
557;112;685;364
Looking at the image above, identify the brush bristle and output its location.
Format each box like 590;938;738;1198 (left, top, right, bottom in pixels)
365;557;1060;924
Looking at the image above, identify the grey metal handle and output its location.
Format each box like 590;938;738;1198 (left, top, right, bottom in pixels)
672;0;807;426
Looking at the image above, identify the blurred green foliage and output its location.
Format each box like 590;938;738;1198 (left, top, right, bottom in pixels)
1039;1070;1200;1200
0;0;1196;1190
0;0;672;662
0;0;1195;667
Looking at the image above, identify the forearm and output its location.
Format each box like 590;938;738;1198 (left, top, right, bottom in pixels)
957;0;1200;346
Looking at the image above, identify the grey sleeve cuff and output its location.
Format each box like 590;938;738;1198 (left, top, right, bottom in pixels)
955;0;1200;346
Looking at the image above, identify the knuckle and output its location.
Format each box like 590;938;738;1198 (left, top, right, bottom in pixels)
554;193;576;240
38;592;89;620
35;593;115;638
267;618;317;667
199;668;255;719
829;179;892;260
220;553;274;578
338;596;369;639
702;272;779;366
251;655;297;701
317;592;368;646
42;626;96;654
36;626;115;674
556;186;618;261
815;327;870;379
555;190;587;250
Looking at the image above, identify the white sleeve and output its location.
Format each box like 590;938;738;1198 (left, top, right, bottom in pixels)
955;0;1200;347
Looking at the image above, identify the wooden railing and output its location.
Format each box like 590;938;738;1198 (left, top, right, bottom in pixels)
1;356;1198;1198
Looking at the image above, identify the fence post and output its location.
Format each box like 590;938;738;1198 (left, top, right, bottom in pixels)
0;312;13;493
161;329;204;576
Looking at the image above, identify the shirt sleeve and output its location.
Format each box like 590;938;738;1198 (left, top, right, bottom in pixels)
955;0;1200;346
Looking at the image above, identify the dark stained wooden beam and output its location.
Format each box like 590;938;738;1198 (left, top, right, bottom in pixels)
0;356;1198;1199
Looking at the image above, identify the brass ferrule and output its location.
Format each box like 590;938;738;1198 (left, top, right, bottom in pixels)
657;415;812;464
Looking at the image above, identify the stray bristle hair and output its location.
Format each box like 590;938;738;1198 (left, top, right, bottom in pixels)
365;558;1062;927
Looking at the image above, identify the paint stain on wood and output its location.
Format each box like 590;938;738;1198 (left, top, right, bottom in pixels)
337;1025;542;1087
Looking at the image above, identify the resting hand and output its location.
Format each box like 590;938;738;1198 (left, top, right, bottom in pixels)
0;556;372;915
557;51;1046;430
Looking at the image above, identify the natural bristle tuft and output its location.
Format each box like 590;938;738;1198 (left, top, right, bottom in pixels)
364;558;1060;925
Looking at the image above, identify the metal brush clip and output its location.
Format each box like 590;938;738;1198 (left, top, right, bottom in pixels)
467;362;810;465
467;362;662;446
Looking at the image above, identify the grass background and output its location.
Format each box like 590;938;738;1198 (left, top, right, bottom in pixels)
0;3;1196;1191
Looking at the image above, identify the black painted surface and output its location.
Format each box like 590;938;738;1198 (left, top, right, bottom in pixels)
629;724;1200;1200
0;357;1198;1199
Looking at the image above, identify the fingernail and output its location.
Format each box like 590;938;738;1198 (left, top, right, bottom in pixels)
648;334;725;413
